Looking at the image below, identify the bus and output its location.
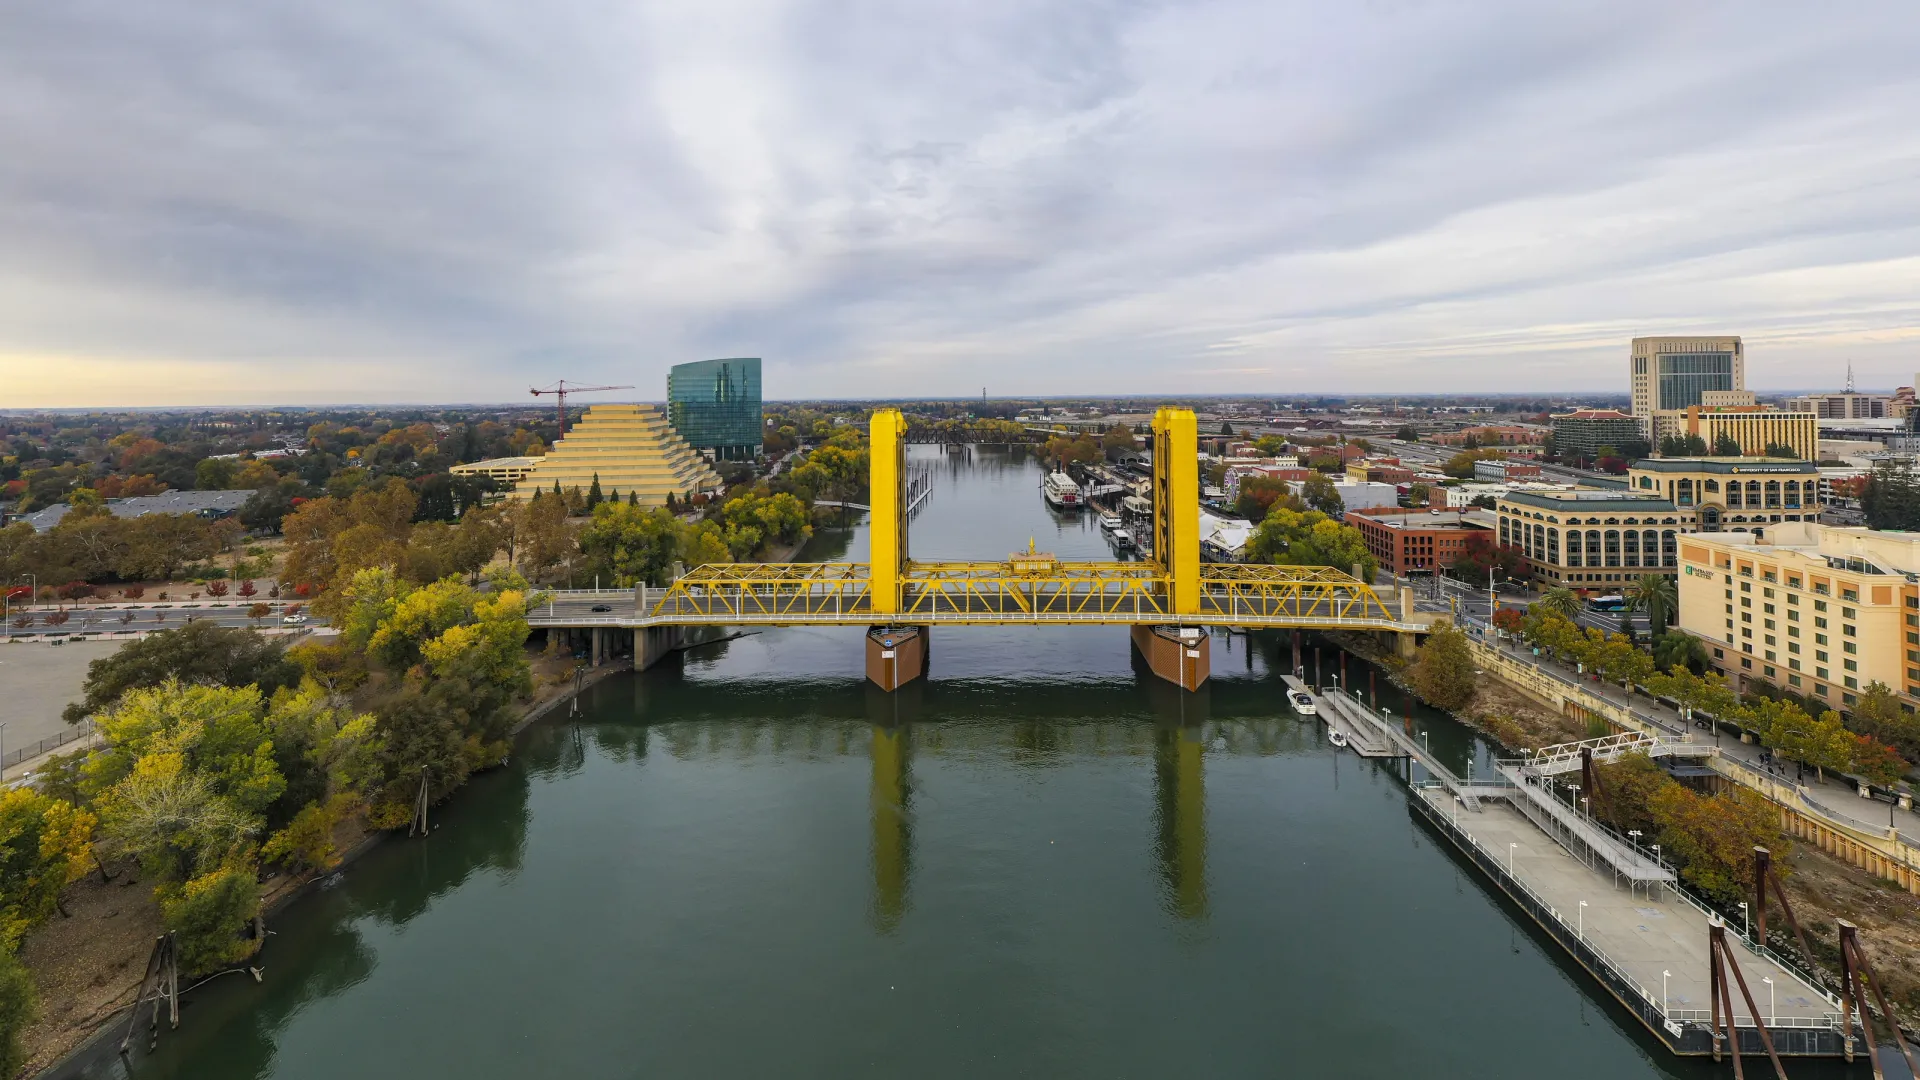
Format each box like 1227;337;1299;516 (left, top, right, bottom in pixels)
1586;594;1629;612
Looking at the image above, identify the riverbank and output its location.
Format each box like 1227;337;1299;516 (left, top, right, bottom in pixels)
1320;629;1589;752
17;651;635;1079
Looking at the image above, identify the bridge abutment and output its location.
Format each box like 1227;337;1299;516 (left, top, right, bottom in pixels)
1131;624;1209;691
866;626;929;691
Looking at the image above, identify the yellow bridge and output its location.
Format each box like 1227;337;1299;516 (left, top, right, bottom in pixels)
531;408;1427;689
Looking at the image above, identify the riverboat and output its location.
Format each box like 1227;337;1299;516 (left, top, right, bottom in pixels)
1043;471;1083;510
1110;527;1135;551
1099;512;1123;531
1327;729;1349;749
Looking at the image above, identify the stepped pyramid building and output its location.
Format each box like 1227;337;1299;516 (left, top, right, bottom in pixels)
509;404;722;505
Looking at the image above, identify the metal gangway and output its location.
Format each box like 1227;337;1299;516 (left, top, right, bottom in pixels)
1321;689;1508;809
1495;763;1676;892
1515;730;1695;778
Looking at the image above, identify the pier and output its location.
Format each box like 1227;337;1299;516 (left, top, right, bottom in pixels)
1307;688;1857;1060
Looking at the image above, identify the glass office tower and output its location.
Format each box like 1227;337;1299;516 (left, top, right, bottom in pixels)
666;357;762;460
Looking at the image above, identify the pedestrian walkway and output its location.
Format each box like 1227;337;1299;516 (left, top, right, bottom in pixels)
1462;620;1920;854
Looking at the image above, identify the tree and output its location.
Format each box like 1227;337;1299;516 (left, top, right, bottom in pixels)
586;473;603;510
161;864;261;974
1535;587;1579;621
248;602;271;624
1651;631;1709;675
0;950;35;1080
1648;784;1784;903
1451;532;1526;581
86;681;287;818
1765;444;1799;459
1711;432;1743;457
1862;460;1920;531
97;754;260;884
0;790;96;945
1299;473;1344;516
1442;448;1506;478
1410;625;1477;710
1757;700;1854;779
1659;434;1710;458
1846;681;1920;763
1627;573;1677;636
1101;423;1138;460
62;622;302;724
1395;425;1418;442
1850;736;1909;790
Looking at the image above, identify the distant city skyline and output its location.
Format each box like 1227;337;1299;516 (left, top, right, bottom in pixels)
3;3;1919;407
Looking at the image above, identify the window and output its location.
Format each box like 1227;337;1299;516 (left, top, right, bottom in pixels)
1843;624;1856;637
1844;659;1858;672
1788;642;1800;653
1816;634;1828;646
1788;626;1800;637
1788;576;1802;589
1842;606;1857;619
1764;603;1775;614
1764;620;1775;630
1763;587;1775;598
1787;609;1799;621
1815;617;1828;629
1842;592;1858;605
1787;594;1798;605
1740;581;1752;592
1843;642;1857;654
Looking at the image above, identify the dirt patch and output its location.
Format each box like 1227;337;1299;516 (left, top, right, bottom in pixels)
1467;679;1591;752
1780;844;1920;1033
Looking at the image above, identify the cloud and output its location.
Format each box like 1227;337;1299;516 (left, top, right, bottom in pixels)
2;0;1918;405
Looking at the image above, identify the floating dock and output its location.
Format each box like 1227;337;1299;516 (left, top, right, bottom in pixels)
1304;693;1857;1058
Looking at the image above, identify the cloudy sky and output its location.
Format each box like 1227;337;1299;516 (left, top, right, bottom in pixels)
3;1;1919;406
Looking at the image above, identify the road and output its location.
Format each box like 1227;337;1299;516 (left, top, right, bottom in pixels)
4;602;318;637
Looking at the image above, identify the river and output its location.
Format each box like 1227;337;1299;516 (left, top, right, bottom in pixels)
62;445;1863;1079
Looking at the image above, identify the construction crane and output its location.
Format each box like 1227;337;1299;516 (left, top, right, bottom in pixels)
529;380;634;436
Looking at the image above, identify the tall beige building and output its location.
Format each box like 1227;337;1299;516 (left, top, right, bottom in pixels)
1629;336;1745;433
509;405;722;505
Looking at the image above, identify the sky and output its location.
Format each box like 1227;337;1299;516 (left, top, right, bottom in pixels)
3;1;1920;407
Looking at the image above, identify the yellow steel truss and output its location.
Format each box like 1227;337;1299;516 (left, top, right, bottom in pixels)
637;559;1407;628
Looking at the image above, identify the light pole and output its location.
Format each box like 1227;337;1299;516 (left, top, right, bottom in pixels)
1762;976;1774;1027
1509;842;1517;877
1652;843;1661;867
1628;829;1642;854
1578;900;1587;940
1662;969;1671;1015
1738;901;1749;940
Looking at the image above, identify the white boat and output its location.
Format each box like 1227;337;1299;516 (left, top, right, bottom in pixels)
1286;689;1316;716
1099;513;1123;531
1043;471;1083;509
1111;527;1135;550
1328;729;1349;749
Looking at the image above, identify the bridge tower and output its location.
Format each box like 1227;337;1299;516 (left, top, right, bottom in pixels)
1150;407;1201;614
1133;407;1208;690
869;408;909;614
866;408;928;688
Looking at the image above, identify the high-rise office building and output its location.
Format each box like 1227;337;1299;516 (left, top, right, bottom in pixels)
666;357;763;461
1629;336;1744;432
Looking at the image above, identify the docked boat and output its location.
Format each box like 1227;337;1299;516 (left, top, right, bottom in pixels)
1281;676;1317;717
1043;471;1083;510
1099;513;1123;531
1327;729;1349;749
1111;527;1135;551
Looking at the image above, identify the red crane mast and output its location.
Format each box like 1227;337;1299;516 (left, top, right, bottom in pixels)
529;380;634;436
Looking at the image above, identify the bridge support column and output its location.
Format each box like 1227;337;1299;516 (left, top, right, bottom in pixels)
866;626;928;691
1132;625;1208;691
636;625;684;671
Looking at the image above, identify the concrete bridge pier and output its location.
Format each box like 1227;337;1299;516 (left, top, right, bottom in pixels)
1131;625;1209;691
866;626;929;691
636;625;684;671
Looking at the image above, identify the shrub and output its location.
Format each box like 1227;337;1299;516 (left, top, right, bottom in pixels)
161;865;261;975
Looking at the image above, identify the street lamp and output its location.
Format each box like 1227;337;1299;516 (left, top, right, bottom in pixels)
1738;901;1749;940
1762;976;1774;1027
1578;900;1588;940
1662;969;1672;1015
1651;843;1662;866
1509;842;1517;877
1628;829;1643;853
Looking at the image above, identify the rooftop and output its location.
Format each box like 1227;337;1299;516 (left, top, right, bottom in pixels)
1502;490;1680;512
1631;458;1817;475
22;489;254;532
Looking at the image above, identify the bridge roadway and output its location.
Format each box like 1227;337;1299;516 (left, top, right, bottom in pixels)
529;562;1425;632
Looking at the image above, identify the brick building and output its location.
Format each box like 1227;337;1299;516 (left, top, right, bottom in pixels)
1347;508;1493;575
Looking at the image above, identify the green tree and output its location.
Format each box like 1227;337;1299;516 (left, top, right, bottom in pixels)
1850;736;1908;790
85;681;287;818
1627;573;1677;636
1395;425;1418;442
1410;625;1477;711
1764;444;1799;459
1535;586;1579;621
585;473;603;510
1651;631;1709;675
161;864;261;974
1649;784;1784;903
1711;432;1743;457
0;949;36;1080
97;754;260;883
1101;423;1138;460
1862;460;1920;530
1299;473;1344;516
1846;681;1920;763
